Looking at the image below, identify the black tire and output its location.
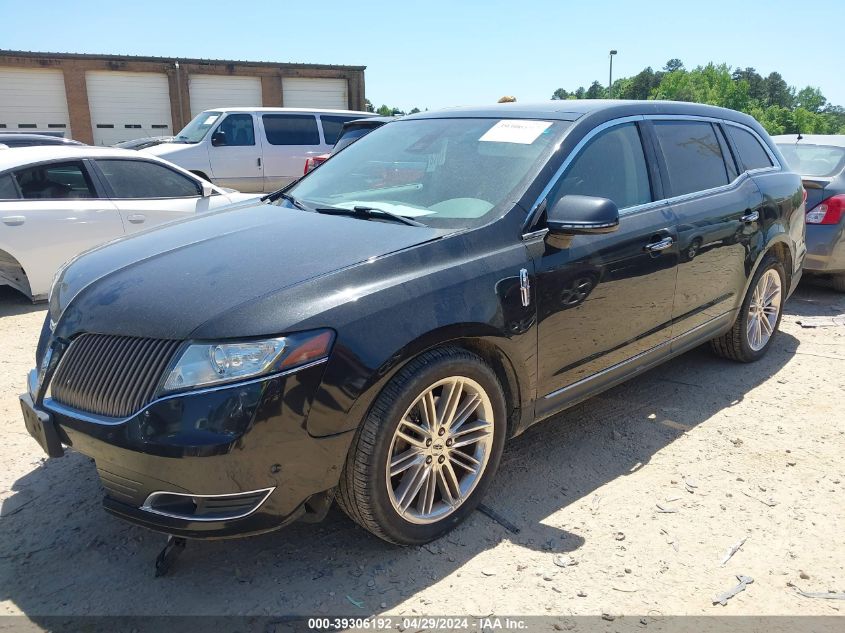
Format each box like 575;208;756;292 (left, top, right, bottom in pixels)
710;254;786;362
831;274;845;293
336;347;507;545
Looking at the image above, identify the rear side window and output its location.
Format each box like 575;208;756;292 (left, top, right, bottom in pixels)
14;161;96;199
96;160;200;198
320;116;360;145
653;121;730;196
550;122;652;210
263;114;320;145
726;126;774;171
0;173;19;199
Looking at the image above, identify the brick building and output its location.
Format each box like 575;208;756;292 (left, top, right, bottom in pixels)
0;50;366;145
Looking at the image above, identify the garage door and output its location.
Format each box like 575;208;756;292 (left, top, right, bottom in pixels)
189;75;262;117
282;78;348;110
0;67;71;137
86;71;172;146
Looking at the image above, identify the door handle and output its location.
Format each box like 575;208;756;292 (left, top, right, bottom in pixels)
127;214;146;224
741;210;760;223
644;236;674;252
2;215;25;226
257;157;262;167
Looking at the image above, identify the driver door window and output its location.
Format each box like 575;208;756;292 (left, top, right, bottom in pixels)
549;123;652;211
213;113;255;146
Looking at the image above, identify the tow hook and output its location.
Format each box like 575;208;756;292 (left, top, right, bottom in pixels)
154;535;187;577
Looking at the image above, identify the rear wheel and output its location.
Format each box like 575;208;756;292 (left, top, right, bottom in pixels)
337;347;506;545
831;274;845;293
710;255;785;362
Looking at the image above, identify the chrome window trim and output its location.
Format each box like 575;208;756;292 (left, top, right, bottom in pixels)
141;487;275;522
719;119;782;170
42;357;328;426
525;113;782;232
525;115;645;229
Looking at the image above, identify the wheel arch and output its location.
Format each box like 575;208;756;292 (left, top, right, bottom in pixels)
309;323;532;441
0;247;33;300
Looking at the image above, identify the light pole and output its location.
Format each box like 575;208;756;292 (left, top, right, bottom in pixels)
608;50;618;98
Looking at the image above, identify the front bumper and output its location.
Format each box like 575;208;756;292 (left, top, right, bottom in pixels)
23;361;354;539
804;223;845;273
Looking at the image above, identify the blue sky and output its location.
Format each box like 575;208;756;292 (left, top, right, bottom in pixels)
3;0;843;112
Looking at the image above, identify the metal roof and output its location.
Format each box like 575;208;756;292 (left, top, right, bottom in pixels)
0;49;366;71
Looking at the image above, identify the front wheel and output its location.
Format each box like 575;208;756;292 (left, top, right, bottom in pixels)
336;347;506;545
710;254;785;362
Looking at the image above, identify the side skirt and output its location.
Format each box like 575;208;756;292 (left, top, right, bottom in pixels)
527;312;735;428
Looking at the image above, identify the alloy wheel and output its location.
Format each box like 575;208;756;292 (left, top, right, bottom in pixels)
746;268;782;351
385;376;495;524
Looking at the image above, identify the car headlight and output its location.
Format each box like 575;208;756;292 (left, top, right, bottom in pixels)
158;329;334;394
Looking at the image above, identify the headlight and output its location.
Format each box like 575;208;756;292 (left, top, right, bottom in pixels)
159;329;334;394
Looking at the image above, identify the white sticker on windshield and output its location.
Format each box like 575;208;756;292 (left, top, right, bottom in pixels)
203;115;218;125
480;120;552;144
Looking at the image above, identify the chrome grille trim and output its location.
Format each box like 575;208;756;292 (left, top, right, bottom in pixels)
50;334;181;418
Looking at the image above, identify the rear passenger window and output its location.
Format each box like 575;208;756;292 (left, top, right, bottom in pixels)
262;114;320;145
320;116;358;145
653;121;730;196
550;123;652;210
97;160;200;198
14;161;96;199
726;125;774;171
0;173;18;199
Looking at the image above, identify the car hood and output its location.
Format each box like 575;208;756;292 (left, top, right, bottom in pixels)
140;142;197;158
50;200;444;340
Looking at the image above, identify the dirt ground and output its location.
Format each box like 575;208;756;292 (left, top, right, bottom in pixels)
0;282;843;623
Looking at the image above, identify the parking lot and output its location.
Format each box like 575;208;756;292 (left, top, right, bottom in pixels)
1;281;842;620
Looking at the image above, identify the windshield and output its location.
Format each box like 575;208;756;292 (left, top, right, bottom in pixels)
173;111;223;144
285;117;568;229
777;143;845;178
332;126;379;153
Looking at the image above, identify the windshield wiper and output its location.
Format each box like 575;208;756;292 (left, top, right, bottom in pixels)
314;205;426;227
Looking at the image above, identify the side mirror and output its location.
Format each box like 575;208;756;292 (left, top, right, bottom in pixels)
211;131;226;147
200;181;214;197
546;195;620;235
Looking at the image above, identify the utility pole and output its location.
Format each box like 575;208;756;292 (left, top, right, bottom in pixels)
608;50;618;98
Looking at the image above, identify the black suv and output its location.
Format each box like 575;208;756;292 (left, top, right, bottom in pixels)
21;100;805;546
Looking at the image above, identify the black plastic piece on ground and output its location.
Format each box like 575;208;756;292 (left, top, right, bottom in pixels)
478;503;521;534
154;535;186;577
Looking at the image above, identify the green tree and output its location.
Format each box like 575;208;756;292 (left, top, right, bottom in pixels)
763;72;794;108
376;104;393;116
585;81;607;99
731;67;765;102
795;87;827;113
663;58;684;73
551;88;570;100
408;107;421;114
364;99;375;113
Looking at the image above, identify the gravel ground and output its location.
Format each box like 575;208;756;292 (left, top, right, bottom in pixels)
0;282;843;623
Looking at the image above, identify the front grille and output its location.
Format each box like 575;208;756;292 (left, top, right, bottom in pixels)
51;334;181;418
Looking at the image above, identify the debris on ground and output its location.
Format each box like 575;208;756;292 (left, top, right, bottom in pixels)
741;491;778;507
713;575;754;606
720;537;748;567
346;595;364;609
553;555;577;568
796;315;845;328
656;503;679;513
789;584;845;600
477;504;520;534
